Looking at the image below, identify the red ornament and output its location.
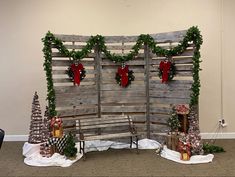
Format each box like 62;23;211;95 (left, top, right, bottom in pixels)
159;61;172;83
117;65;129;87
71;63;84;86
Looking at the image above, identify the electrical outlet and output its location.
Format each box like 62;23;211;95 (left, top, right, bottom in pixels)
219;119;227;127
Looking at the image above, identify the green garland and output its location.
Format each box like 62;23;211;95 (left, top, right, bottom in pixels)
42;26;202;116
203;143;225;154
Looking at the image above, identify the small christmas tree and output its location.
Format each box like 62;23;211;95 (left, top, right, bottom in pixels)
41;106;51;142
63;133;77;159
186;106;204;155
40;106;52;157
28;92;44;144
167;108;180;132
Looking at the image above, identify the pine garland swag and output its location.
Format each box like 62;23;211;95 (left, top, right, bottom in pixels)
203;143;225;154
42;26;202;116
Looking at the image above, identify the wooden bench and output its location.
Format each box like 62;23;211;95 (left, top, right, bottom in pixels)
76;115;139;159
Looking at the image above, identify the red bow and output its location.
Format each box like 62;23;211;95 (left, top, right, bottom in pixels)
50;117;62;128
71;63;84;86
159;61;171;83
118;65;129;87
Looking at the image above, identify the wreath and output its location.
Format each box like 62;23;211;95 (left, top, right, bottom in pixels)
66;63;86;86
158;60;176;83
115;65;135;87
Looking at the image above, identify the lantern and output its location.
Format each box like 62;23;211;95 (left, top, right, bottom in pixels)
50;117;63;138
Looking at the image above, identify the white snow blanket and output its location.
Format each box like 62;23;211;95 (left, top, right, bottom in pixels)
160;146;214;164
23;142;82;167
85;138;161;152
23;139;214;167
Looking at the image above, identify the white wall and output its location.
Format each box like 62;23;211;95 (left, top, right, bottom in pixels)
0;0;234;138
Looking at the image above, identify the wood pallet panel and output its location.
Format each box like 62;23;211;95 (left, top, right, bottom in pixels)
50;29;196;141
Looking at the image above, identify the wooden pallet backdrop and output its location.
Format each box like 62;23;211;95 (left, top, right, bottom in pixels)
50;29;194;140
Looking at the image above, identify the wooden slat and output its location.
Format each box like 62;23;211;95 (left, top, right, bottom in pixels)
101;77;144;84
52;69;95;75
150;114;170;124
57;107;98;117
150;90;191;99
101;60;145;66
149;83;192;91
51;52;95;58
101;67;145;74
53;78;95;83
150;97;190;104
101;105;146;113
150;124;169;133
52;60;94;66
79;116;127;122
150;65;193;72
56;96;98;107
83;132;135;141
150;80;193;85
54;34;90;42
101;90;146;97
54;85;97;94
56;92;97;100
54;30;186;43
81;119;130;127
101;96;146;104
150;106;171;114
101;83;145;91
150;71;192;77
151;57;193;65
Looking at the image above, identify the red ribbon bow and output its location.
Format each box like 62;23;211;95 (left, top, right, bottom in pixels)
118;65;129;87
50;117;62;128
159;61;171;83
71;63;84;86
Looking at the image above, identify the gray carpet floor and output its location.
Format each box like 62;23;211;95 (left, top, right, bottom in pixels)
0;140;234;177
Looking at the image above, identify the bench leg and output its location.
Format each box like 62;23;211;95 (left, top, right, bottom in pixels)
136;136;139;154
79;141;82;153
130;136;133;149
82;141;86;160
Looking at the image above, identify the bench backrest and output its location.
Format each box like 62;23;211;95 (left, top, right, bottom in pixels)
77;115;135;135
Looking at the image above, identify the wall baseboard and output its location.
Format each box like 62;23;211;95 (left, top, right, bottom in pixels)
4;133;235;141
200;132;235;139
4;135;28;141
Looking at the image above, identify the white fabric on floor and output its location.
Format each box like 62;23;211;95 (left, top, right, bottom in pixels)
84;138;161;152
23;139;214;167
160;146;214;164
23;142;82;167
